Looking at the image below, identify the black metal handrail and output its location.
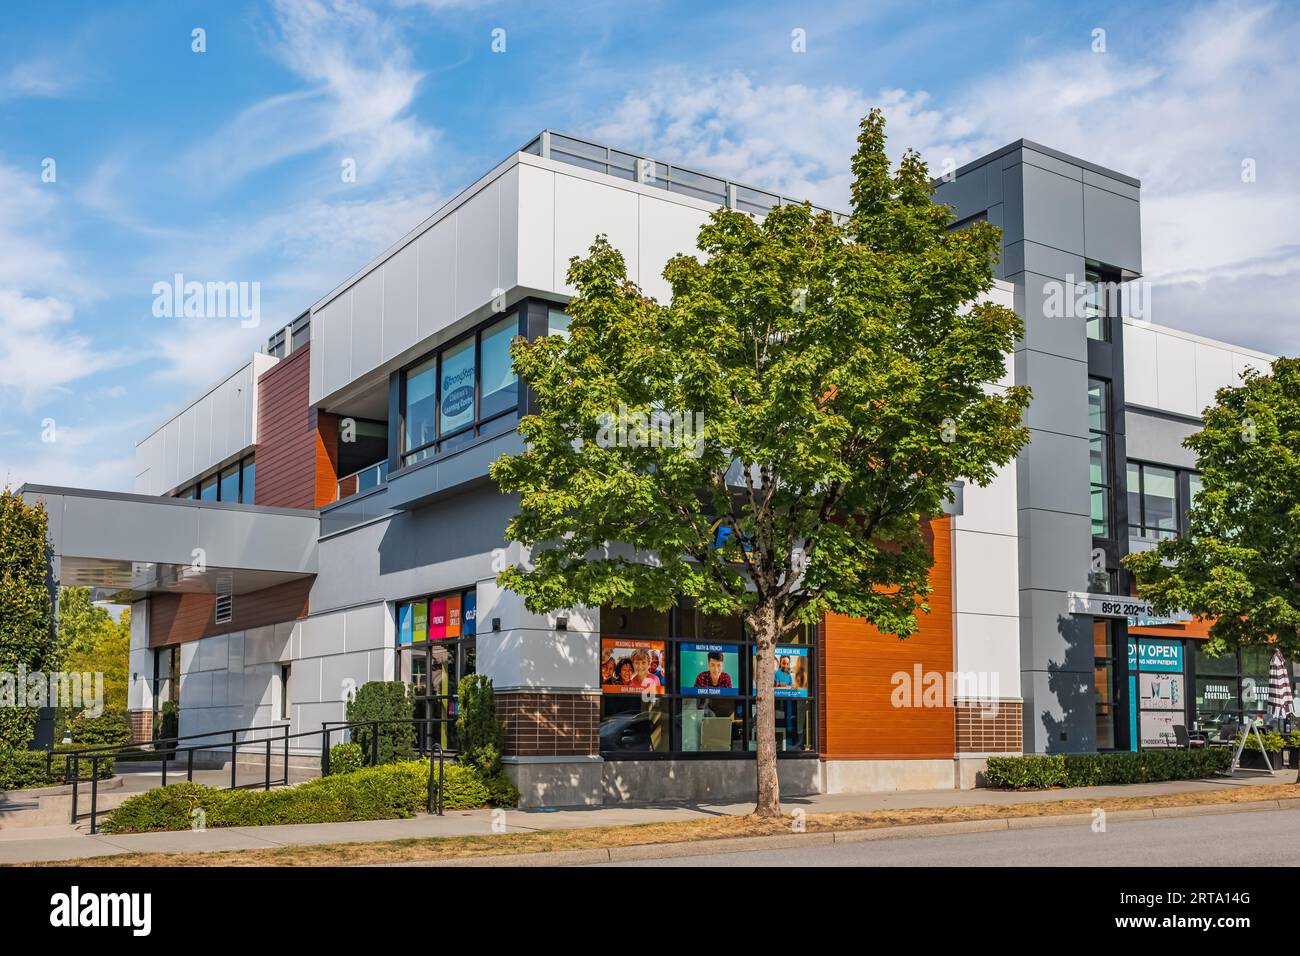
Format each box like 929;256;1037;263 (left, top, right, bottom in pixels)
67;717;452;835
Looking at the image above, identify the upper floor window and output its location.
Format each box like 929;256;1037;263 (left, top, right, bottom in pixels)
1127;461;1201;540
1088;378;1112;538
1085;267;1119;342
176;453;256;504
401;312;521;466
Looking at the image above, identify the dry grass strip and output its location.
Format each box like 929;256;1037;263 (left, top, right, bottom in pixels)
22;782;1300;867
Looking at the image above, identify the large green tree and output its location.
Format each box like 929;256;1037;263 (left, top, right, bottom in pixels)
491;110;1030;817
59;588;131;715
1125;358;1300;658
0;488;58;748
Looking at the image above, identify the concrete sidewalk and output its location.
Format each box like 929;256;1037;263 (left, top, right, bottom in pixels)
0;770;1288;865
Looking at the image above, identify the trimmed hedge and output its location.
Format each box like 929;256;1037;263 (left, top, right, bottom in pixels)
0;746;115;791
984;749;1232;789
100;759;519;834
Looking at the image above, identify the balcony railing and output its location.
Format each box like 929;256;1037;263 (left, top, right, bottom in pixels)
336;460;388;502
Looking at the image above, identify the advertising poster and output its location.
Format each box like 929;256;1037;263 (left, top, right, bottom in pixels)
1140;711;1178;748
1139;672;1183;710
680;643;740;697
463;592;477;636
398;603;413;646
1126;638;1182;672
752;645;811;698
412;601;427;644
444;595;462;639
428;598;447;640
601;638;666;695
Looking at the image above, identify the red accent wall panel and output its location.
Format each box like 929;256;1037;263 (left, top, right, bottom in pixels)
253;346;315;510
148;578;312;648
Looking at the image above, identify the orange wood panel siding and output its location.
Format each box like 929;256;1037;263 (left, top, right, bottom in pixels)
253;346;316;509
818;517;955;760
148;578;312;649
1128;617;1214;641
313;411;341;508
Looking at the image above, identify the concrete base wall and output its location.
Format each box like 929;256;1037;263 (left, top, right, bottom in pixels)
821;759;957;793
604;759;821;805
505;756;605;807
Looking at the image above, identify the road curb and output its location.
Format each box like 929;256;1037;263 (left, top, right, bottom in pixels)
417;797;1300;867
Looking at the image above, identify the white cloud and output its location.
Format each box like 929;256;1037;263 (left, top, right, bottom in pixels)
588;1;1300;356
182;0;436;191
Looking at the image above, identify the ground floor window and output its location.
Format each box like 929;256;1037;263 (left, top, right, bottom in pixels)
1193;644;1276;735
1128;636;1186;749
395;589;477;751
599;600;817;757
1093;620;1117;750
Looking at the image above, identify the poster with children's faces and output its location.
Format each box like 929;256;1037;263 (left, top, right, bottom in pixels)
763;645;810;699
601;639;666;695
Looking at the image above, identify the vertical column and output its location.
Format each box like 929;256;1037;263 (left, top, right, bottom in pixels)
127;599;154;743
474;565;603;806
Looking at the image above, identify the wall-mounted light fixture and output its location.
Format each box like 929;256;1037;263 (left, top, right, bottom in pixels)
491;618;501;632
555;615;568;631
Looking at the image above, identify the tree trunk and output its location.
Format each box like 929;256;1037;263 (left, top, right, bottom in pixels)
752;603;781;819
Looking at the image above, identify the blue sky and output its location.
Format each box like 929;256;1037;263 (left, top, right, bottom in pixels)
2;0;1297;491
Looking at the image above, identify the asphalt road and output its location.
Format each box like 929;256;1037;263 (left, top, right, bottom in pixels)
595;806;1300;866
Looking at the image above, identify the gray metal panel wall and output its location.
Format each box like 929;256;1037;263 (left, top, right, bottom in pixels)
936;142;1142;754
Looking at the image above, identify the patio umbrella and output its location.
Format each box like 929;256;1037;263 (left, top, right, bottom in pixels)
1268;649;1293;724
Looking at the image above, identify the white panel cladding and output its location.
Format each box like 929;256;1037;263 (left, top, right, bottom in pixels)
351;266;384;383
455;176;502;320
475;577;599;691
133;353;275;495
1123;320;1276;419
173;609;387;753
638;195;710;303
553;172;641;293
309;165;520;407
416;212;457;341
516;162;555;291
384;241;419;358
951;348;1020;702
127;600;151;713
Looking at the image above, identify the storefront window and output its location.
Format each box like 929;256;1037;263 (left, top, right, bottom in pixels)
1128;636;1186;749
1193;644;1274;736
395;589;477;752
1093;620;1115;750
598;601;818;757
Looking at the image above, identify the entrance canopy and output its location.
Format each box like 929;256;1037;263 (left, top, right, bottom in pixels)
20;485;319;603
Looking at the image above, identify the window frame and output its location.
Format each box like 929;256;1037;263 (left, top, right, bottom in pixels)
1127;460;1200;540
598;602;820;760
398;308;525;466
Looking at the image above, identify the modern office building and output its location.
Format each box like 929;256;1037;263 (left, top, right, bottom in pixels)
20;132;1284;806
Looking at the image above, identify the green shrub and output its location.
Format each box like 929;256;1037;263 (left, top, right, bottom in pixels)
328;742;365;775
456;674;505;775
1239;730;1286;753
984;748;1232;789
345;681;415;764
155;700;179;754
101;759;518;833
68;710;132;749
0;745;113;791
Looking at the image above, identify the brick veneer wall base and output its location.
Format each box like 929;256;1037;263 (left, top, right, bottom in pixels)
498;691;600;757
954;698;1023;754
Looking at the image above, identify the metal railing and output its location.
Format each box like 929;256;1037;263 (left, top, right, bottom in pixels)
61;718;451;834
